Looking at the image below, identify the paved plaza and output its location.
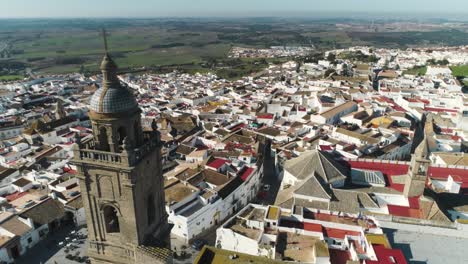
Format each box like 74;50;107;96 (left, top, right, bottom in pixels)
16;225;88;264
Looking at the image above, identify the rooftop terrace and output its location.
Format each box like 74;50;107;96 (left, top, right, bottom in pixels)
226;217;262;241
278;232;329;263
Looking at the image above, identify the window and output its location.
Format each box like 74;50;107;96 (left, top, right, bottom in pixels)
117;127;127;145
99;127;109;151
147;195;155;225
27;237;32;244
103;206;120;233
134;121;139;143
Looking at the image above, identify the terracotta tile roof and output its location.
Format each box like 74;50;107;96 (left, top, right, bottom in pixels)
0;216;31;236
20;198;65;225
207;158;229;170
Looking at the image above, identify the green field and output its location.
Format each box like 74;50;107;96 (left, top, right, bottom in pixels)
3;19;468;76
403;66;427;76
7;28;230;73
0;75;24;81
450;65;468;77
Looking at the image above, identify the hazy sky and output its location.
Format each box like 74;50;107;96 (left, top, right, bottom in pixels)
1;0;467;18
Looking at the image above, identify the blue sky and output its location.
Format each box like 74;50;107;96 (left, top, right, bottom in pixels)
1;0;467;18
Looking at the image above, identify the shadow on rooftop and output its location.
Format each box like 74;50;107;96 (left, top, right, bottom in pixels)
383;228;428;264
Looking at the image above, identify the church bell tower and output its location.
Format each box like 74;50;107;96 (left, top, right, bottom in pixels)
72;31;171;264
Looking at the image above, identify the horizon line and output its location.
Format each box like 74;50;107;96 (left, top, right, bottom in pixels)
1;10;468;20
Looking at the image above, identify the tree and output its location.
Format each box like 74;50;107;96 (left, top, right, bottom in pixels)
327;53;336;62
324;69;336;78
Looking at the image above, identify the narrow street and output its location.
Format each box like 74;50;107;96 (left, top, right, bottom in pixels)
260;145;281;206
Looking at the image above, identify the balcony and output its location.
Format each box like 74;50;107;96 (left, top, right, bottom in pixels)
74;132;160;167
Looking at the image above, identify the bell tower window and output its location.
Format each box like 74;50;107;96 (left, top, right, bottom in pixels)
103;206;120;233
134;121;140;145
117;127;127;145
98;127;109;151
147;195;156;225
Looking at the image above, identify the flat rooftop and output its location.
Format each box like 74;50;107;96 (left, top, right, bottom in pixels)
194;246;286;264
383;227;468;264
164;181;198;204
277;232;329;263
180;200;205;217
226;217;262;241
239;206;266;222
303;210;377;229
266;206;280;221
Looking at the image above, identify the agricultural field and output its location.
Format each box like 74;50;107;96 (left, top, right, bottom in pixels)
2;18;468;76
450;65;468;77
0;75;24;81
403;66;427;76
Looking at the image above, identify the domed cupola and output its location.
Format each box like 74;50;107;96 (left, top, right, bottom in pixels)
87;30;143;152
89;32;138;116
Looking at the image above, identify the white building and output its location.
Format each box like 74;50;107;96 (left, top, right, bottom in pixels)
166;165;262;242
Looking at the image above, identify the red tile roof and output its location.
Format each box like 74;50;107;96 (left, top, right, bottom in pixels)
256;113;274;119
366;244;408;264
304;222;323;233
239;167;254;182
279;219;323;233
63;167;77;174
320;145;333;151
230;123;247;132
428;166;468;188
347;160;409;176
207;158;229;170
424;106;458;113
387;204;421;218
379;96;406;112
408;196;420;209
329;249;351;264
346;160;409;192
323;227;361;239
440;128;454;134
348;159;468;193
5;191;28;202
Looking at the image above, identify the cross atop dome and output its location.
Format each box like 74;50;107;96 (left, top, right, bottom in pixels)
102;28;109;54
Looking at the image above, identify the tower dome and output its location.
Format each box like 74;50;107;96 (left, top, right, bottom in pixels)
89;33;138;115
89;81;138;114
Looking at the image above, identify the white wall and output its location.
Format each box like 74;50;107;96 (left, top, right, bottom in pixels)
374;193;408;207
216;228;262;257
169;167;262;242
0;247;13;264
75;207;86;226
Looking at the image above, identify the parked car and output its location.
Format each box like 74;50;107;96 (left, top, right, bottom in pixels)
191;239;207;250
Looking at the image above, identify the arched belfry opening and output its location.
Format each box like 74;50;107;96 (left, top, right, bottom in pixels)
117;127;127;145
147;194;156;225
103;206;120;233
98;127;109;151
134;121;140;146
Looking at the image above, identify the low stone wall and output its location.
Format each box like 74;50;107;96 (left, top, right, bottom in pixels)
376;216;468;238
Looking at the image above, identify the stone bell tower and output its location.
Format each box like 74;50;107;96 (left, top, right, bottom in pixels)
72;30;171;264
